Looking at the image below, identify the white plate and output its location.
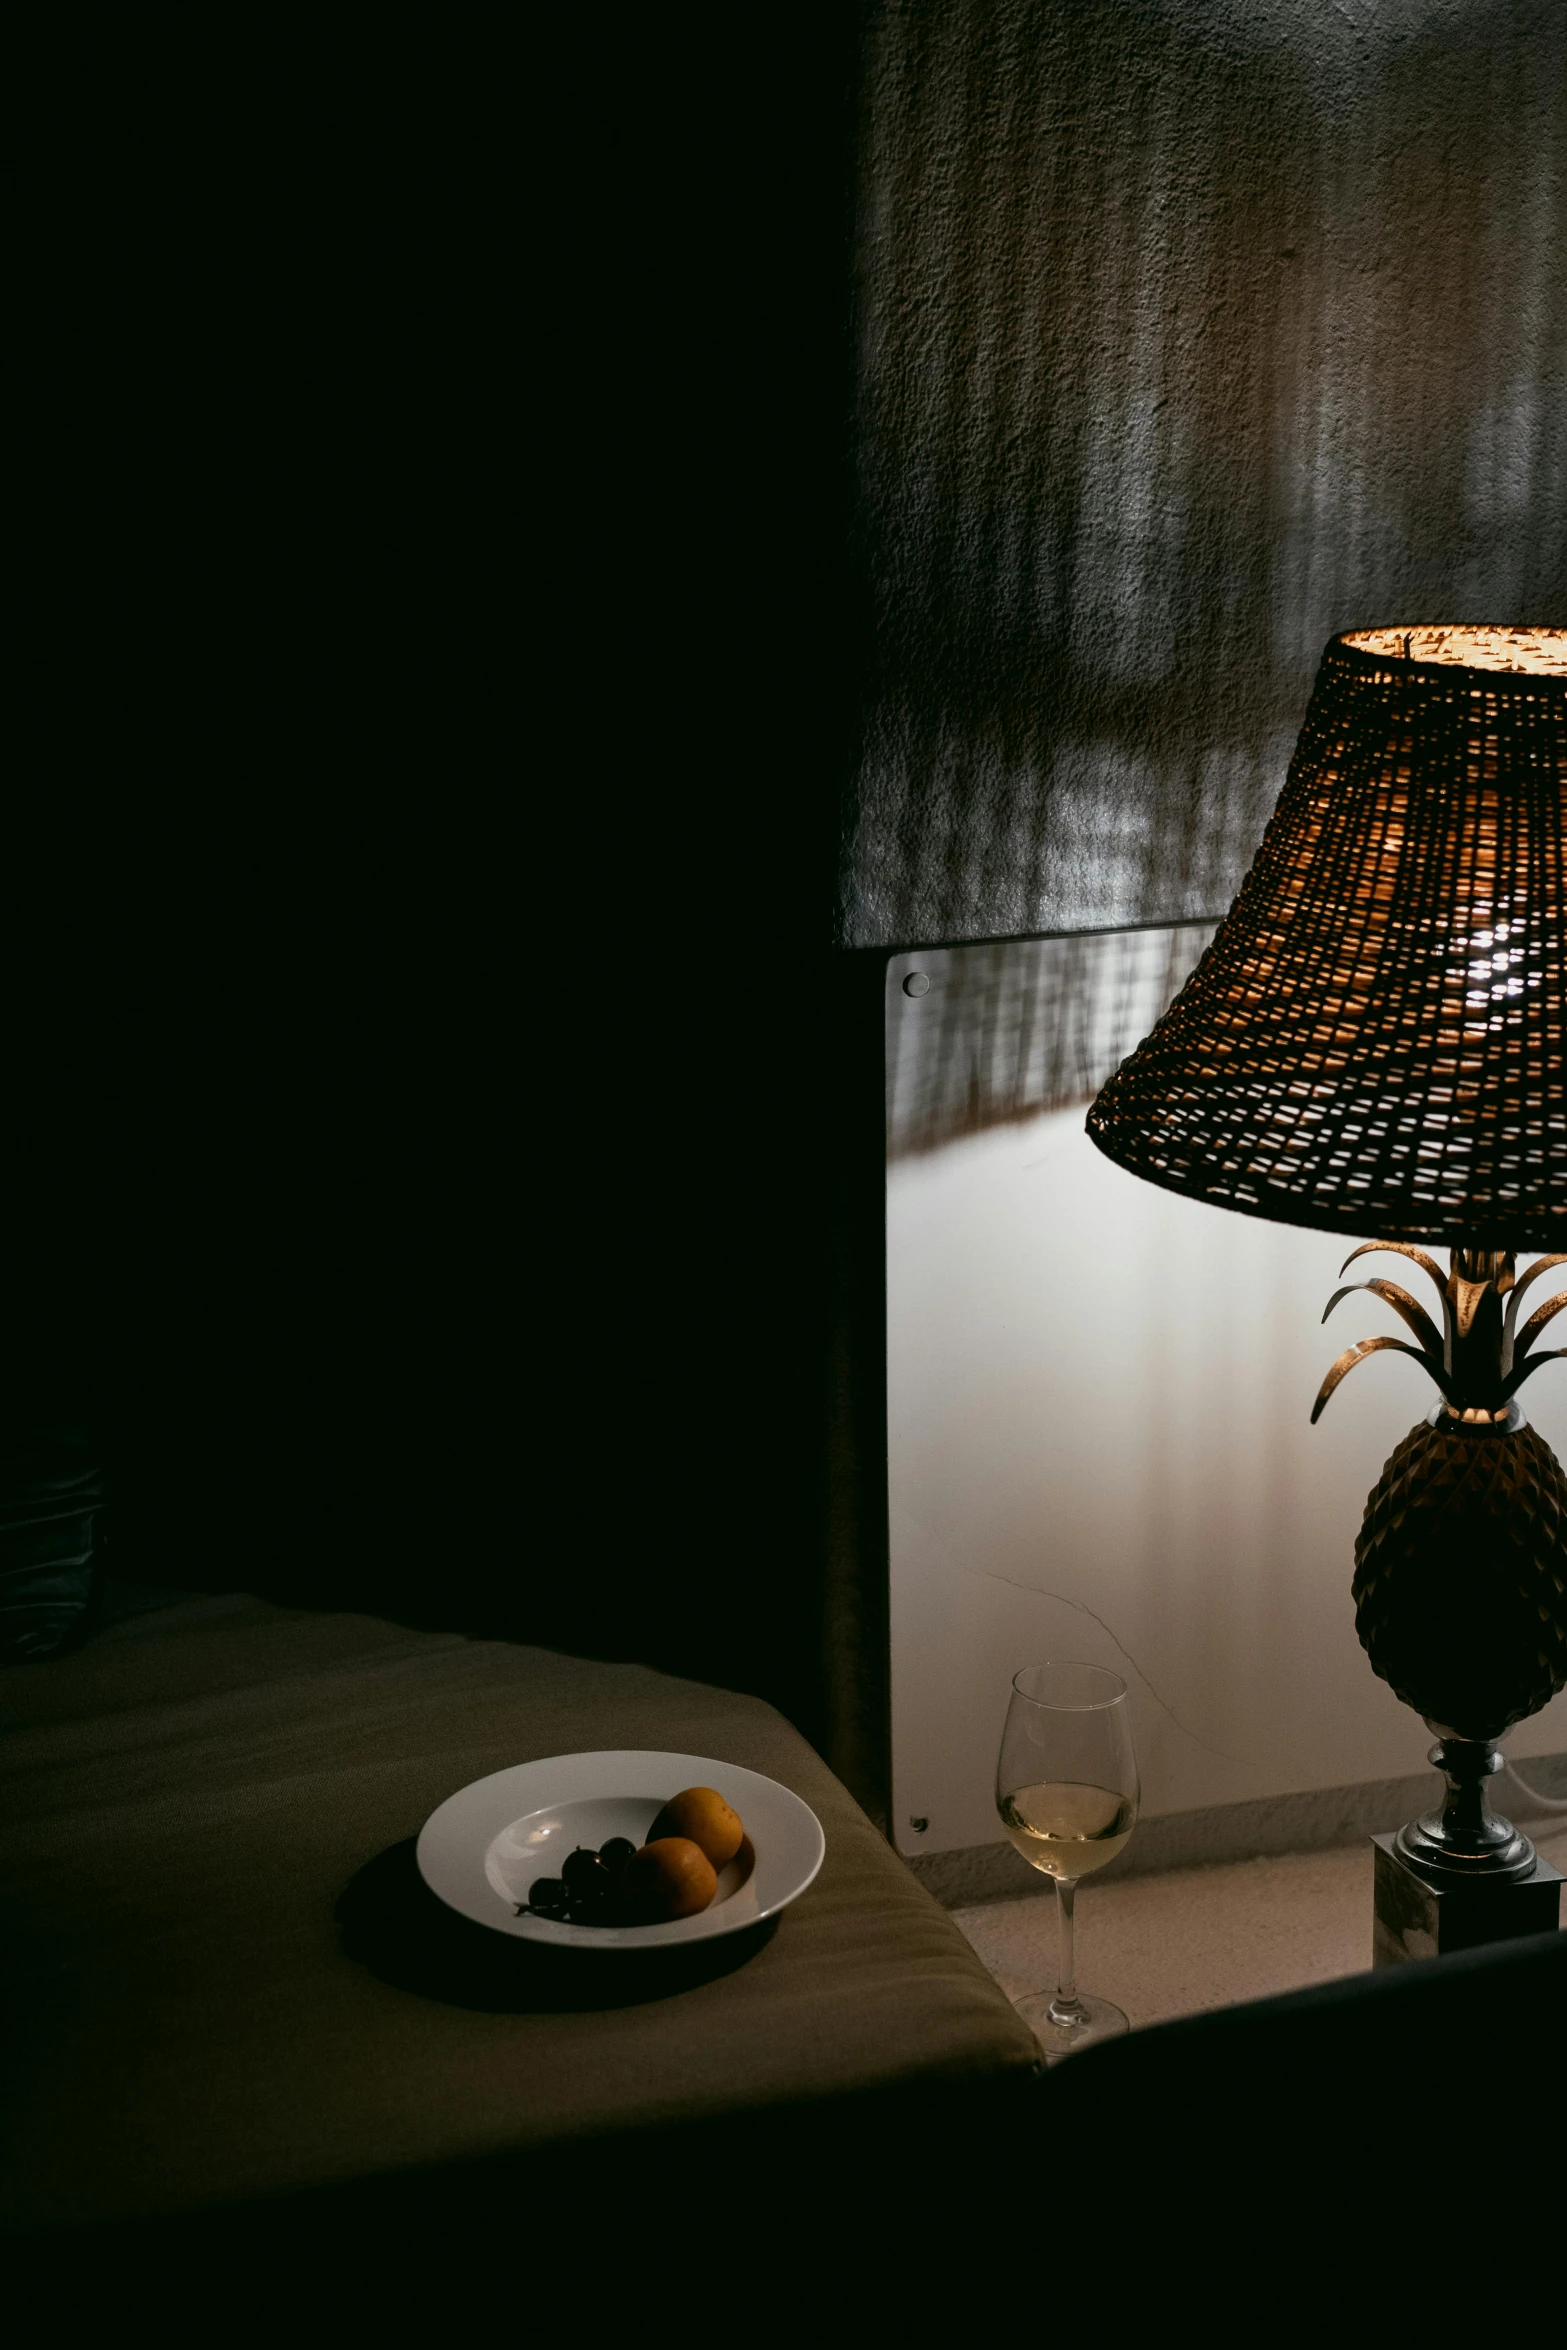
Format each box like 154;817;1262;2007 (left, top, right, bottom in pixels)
416;1749;827;1951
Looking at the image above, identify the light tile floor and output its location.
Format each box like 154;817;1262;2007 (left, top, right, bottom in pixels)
952;1821;1567;2034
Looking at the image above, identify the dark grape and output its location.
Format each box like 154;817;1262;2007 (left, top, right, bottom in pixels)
528;1876;568;1912
564;1853;615;1912
567;1875;620;1924
598;1838;636;1874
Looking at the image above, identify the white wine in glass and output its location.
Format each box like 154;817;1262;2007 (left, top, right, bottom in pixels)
996;1662;1139;2058
999;1780;1136;1878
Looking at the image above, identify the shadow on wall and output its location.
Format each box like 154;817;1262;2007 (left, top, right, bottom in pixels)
843;0;1567;949
886;920;1215;1159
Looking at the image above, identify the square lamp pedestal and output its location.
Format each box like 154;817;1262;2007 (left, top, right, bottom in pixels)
1372;1833;1562;1968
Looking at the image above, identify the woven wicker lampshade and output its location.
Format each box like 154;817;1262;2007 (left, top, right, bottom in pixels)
1087;627;1567;1247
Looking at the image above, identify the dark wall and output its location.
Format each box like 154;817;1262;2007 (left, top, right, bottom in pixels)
843;0;1567;949
12;20;876;1791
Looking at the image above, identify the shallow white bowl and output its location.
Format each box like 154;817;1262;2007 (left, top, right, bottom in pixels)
416;1749;827;1950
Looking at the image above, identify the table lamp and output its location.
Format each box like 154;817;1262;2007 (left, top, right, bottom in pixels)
1088;626;1567;1942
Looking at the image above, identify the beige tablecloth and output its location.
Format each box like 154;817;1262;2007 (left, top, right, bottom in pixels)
0;1592;1037;2233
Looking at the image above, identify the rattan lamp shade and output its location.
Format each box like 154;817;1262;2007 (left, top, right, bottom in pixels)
1087;628;1567;1247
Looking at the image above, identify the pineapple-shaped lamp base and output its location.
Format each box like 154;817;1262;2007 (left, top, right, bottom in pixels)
1316;1246;1567;1887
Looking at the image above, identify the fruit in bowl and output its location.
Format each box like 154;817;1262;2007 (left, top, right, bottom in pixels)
525;1787;747;1926
645;1786;744;1870
621;1835;718;1920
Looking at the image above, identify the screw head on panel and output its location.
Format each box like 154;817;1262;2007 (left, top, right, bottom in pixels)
909;1816;929;1833
903;972;930;997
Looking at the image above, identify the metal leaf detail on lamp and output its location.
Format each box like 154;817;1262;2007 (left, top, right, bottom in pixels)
1088;625;1567;1903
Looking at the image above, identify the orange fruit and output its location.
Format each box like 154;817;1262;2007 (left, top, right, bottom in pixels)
645;1786;744;1869
622;1836;718;1921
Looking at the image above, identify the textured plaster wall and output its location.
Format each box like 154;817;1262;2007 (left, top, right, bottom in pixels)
842;0;1567;949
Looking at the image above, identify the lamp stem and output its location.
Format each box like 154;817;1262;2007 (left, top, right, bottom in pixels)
1395;1734;1536;1883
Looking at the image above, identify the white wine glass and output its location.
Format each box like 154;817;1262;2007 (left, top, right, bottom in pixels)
995;1661;1139;2060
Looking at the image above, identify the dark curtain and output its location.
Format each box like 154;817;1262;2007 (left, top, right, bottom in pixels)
11;18;887;1810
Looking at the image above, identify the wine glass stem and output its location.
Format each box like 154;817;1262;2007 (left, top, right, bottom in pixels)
1055;1876;1078;2004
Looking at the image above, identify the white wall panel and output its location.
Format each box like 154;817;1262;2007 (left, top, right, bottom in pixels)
886;938;1567;1860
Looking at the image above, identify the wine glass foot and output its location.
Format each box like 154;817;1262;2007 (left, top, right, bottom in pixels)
1014;1989;1129;2063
